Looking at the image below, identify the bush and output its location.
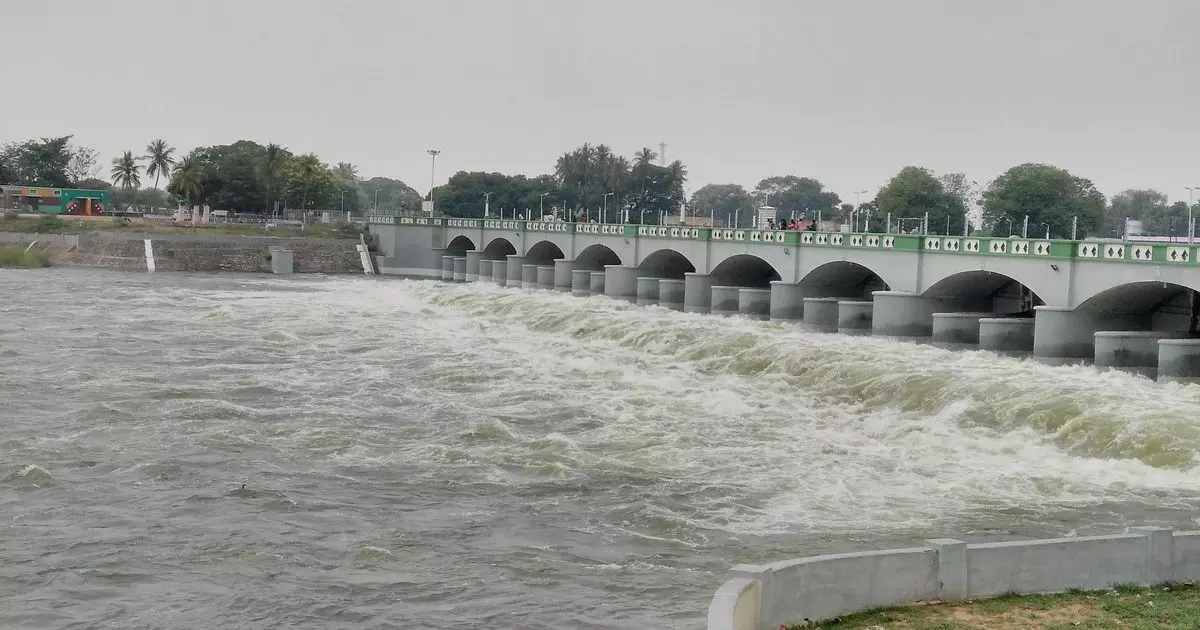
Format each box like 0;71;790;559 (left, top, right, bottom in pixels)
33;215;67;233
332;220;365;239
0;246;52;268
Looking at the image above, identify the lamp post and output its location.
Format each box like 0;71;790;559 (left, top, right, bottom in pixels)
426;149;440;213
539;192;549;219
373;188;380;212
341;190;346;215
1041;222;1050;240
854;189;867;231
483;192;492;218
1187;186;1199;245
603;192;615;223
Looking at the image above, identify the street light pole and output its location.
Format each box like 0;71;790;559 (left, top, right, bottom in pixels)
341;190;345;215
854;189;867;232
603;192;614;223
539;192;549;219
1187;186;1199;245
374;188;380;212
426;149;440;212
483;192;492;218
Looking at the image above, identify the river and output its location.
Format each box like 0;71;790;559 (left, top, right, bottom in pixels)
2;268;1199;629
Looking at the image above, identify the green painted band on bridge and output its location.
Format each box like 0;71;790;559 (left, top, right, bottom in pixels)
367;216;1197;265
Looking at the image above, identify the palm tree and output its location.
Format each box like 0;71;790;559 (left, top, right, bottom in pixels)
261;143;285;214
110;151;142;192
168;156;205;203
334;162;358;181
143;139;176;192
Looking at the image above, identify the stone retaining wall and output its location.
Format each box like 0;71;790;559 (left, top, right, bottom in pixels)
709;526;1200;630
0;231;362;274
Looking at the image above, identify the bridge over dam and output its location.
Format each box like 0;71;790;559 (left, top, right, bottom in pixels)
369;215;1200;380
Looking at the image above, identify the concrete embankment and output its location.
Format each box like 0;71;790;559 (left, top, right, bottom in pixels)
0;231;365;274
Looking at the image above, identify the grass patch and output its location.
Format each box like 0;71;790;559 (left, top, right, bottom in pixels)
0;246;52;268
0;215;351;239
787;582;1200;629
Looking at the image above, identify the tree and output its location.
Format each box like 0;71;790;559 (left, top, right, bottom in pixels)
753;176;840;223
359;177;423;214
281;154;336;211
982;163;1106;238
110;151;142;195
75;177;112;191
143;139;176;192
433;171;544;218
334;162;358;181
168;156;206;204
1108;189;1171;235
261;143;286;214
689;184;754;227
66;144;100;185
4;136;74;187
875;166;967;235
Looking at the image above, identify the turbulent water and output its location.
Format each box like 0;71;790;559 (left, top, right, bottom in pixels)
3;268;1200;629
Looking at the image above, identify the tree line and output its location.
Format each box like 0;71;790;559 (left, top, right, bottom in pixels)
3;135;1195;238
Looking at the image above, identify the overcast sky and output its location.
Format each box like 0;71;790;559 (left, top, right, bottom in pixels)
6;0;1199;204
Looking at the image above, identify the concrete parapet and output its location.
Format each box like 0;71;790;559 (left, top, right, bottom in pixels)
571;269;592;296
659;279;685;311
536;265;555;290
709;526;1199;630
636;276;660;306
452;257;467;282
1158;338;1200;383
684;273;713;314
769;282;806;323
477;259;493;283
738;288;771;320
521;264;539;288
553;259;575;292
589;271;606;295
1033;306;1148;364
505;255;525;287
979;317;1035;354
604;265;638;302
1094;330;1190;376
441;255;454;282
491;260;508;287
711;286;741;317
803;297;840;332
932;312;993;346
837;300;874;335
464;251;482;282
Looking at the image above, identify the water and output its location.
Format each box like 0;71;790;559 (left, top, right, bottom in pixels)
3;268;1200;629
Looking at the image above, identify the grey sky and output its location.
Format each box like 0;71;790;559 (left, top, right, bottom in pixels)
6;0;1199;204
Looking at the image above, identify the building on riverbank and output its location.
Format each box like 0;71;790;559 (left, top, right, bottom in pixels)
1;185;111;216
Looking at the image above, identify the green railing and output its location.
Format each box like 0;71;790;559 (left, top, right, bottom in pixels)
367;217;1197;265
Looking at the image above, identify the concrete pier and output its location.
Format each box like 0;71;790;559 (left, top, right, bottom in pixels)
269;247;293;275
659;279;685;311
589;271;606;295
1158;338;1200;383
477;259;493;283
932;312;993;346
1032;306;1147;364
738;288;771;320
978;318;1035;354
553;259;575;293
571;269;592;296
441;255;454;282
837;300;874;335
803;297;840;332
604;265;638;302
536;266;556;290
636;277;660;306
1094;330;1190;377
711;286;741;317
521;264;539;289
769;282;806;323
684;273;713;314
505;255;525;287
871;291;985;338
452;257;467;282
464;251;482;282
492;260;508;287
